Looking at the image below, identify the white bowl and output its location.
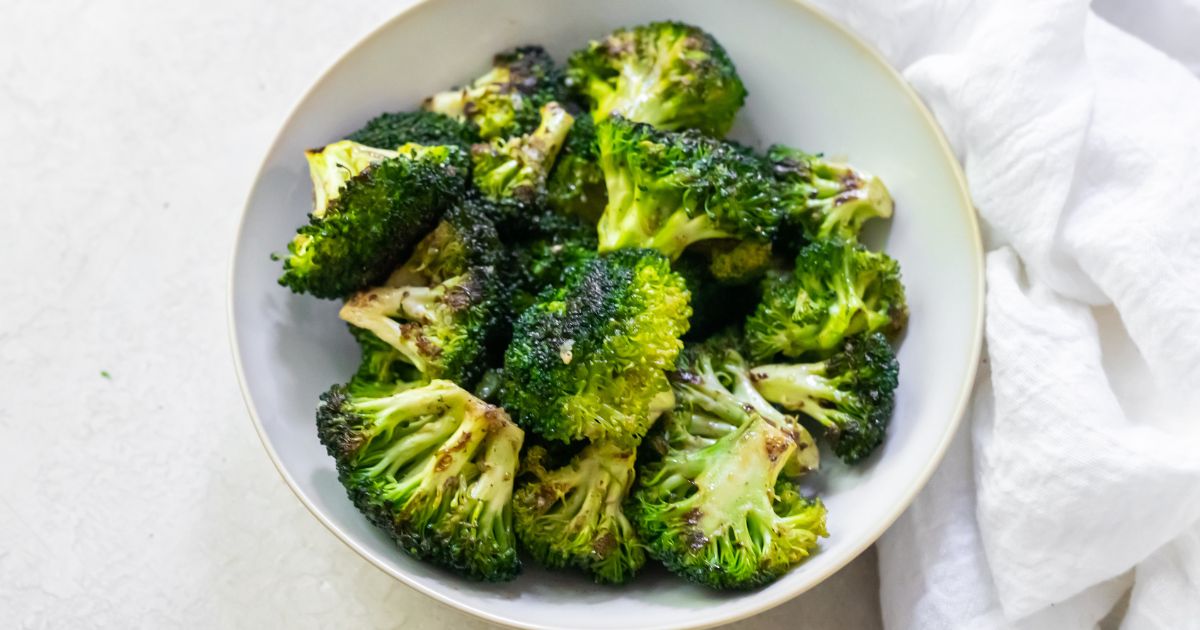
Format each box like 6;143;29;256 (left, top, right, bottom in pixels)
229;1;983;627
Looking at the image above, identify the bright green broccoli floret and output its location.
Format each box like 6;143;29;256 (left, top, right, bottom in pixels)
751;332;899;464
277;142;468;299
424;46;564;140
566;22;747;136
472;102;574;203
697;238;778;285
347;110;480;150
514;439;646;584
502;249;691;444
629;336;825;589
745;239;907;360
595;116;784;259
338;201;501;385
546;111;607;223
316;379;524;581
769;145;894;241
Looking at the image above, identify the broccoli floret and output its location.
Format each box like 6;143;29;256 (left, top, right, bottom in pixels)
346;326;427;397
504;210;599;313
514;439;646;584
546;111;607;223
472;102;574;203
316;379;524;581
338;202;502;385
502;249;691;444
672;254;760;341
277;142;468;299
566;22;747;136
630;336;825;589
595;116;784;259
696;238;778;285
347;110;480;150
751;333;899;464
424;46;564;140
745;239;907;361
769;145;894;242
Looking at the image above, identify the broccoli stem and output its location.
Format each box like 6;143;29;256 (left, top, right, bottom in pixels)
749;363;846;431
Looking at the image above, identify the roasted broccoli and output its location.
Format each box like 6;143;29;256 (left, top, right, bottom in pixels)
472;102;574;203
672;254;760;341
751;332;899;464
502;249;691;444
630;336;825;589
546;110;607;223
317;379;524;581
514;439;645;584
595;116;784;259
276;142;468;299
504;209;598;311
338;201;501;385
347;110;479;151
769;145;894;242
424;46;564;140
566;22;747;136
696;238;778;285
745;239;907;360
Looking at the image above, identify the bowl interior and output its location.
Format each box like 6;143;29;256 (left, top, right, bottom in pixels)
230;0;982;628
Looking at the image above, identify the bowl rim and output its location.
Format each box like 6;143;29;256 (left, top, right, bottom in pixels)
227;1;985;627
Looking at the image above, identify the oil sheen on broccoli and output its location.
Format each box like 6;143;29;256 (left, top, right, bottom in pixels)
745;238;907;360
751;332;899;464
770;145;894;241
595;116;783;259
502;249;691;444
472;102;574;203
277;142;468;299
424;46;564;140
317;379;524;581
566;22;747;136
629;336;825;589
514;439;645;584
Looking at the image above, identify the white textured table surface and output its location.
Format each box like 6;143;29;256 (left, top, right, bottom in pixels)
0;2;881;627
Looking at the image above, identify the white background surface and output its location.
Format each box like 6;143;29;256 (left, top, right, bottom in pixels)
0;1;882;627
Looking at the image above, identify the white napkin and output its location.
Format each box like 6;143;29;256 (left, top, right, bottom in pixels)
805;1;1200;627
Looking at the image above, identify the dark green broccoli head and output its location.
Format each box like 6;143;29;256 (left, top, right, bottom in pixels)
566;22;747;136
502;249;691;444
745;239;907;361
595;116;784;259
347;110;480;150
472;102;574;203
425;46;565;140
276;142;468;299
630;336;826;589
769;145;894;242
750;332;899;464
338;201;502;386
504;209;599;314
672;254;760;341
316;380;524;581
546;111;607;223
513;440;646;584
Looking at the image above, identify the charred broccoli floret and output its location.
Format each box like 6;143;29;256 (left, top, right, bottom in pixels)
769;145;894;242
316;379;524;581
276;142;468;299
566;22;747;136
471;102;574;203
546;111;607;222
595;116;784;259
745;239;907;360
424;46;564;140
502;249;691;444
339;201;501;385
630;336;825;589
504;209;598;313
514;440;645;584
347;110;479;151
751;332;899;464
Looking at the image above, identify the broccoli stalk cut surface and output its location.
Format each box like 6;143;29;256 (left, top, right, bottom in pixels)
745;238;907;360
424;46;564;140
277;142;468;299
751;332;899;464
317;379;524;581
502;249;691;445
630;336;826;589
566;22;747;136
346;110;480;151
770;145;894;241
472;102;574;203
514;440;646;584
595;116;784;259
